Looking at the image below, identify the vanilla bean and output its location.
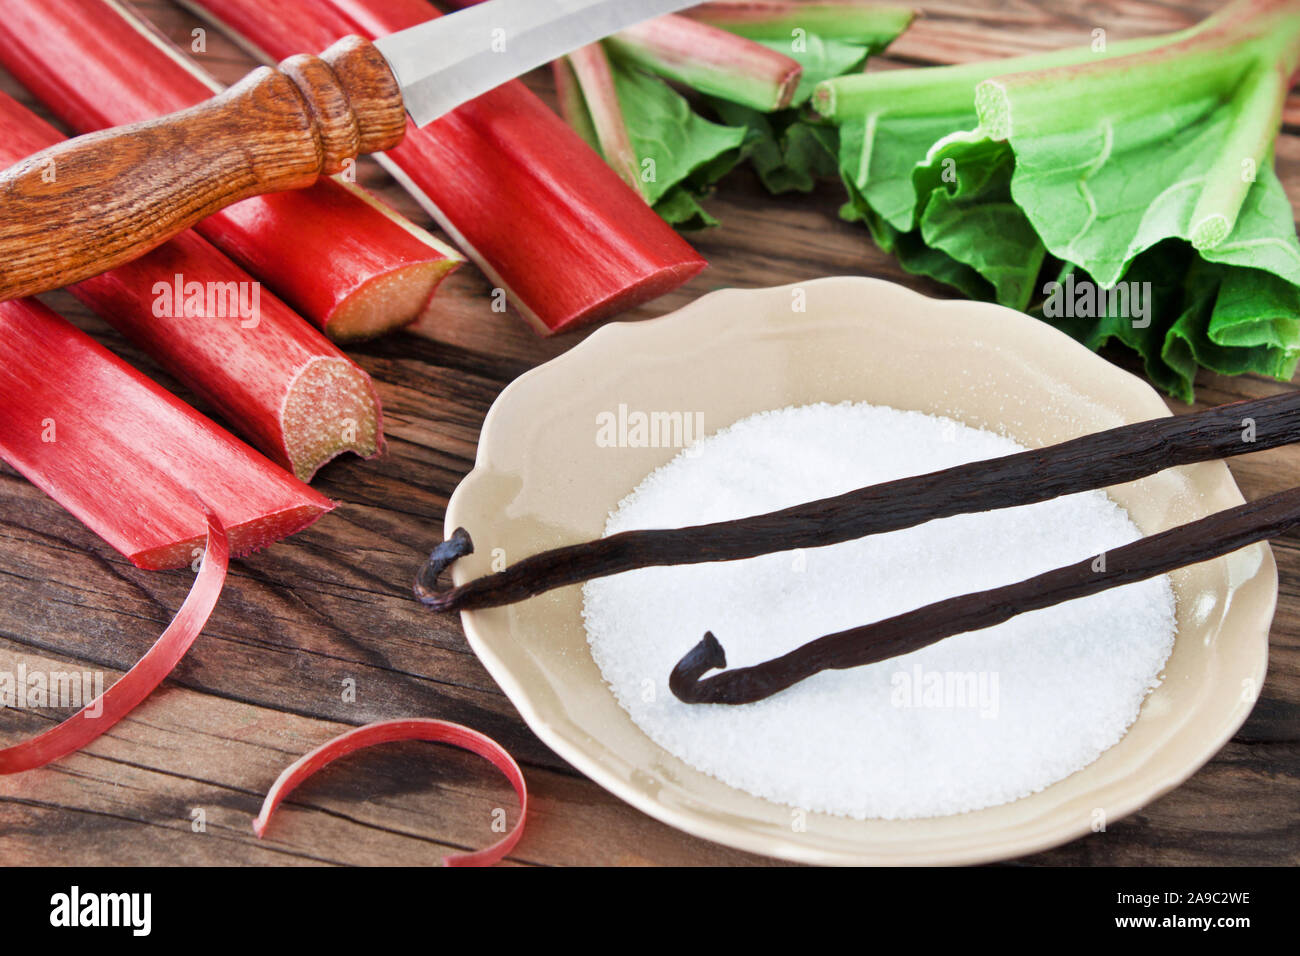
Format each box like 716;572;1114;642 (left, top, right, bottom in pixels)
417;392;1300;612
670;487;1300;704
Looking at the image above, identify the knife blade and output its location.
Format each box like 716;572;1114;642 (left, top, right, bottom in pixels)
379;0;696;127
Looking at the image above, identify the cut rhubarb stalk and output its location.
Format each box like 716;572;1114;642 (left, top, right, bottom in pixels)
681;1;916;49
187;0;708;334
0;0;463;343
0;92;384;482
0;508;229;774
193;181;461;343
604;15;803;112
564;45;646;198
253;719;527;867
0;299;334;571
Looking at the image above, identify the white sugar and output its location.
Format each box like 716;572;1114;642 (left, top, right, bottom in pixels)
582;402;1176;819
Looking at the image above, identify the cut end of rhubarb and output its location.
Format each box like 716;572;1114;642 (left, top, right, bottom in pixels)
283;357;385;481
772;64;802;111
1192;213;1231;250
811;82;837;117
0;298;338;574
974;79;1012;140
324;179;466;342
328;259;460;342
133;501;330;571
530;256;708;336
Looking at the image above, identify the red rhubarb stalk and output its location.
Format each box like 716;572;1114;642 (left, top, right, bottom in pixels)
253;718;527;867
0;92;384;482
563;44;647;198
187;0;708;334
0;0;463;343
604;15;803;111
0;299;334;570
553;56;603;153
443;0;804;111
0;508;229;774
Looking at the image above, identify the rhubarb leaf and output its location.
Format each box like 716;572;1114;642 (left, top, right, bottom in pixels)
841;168;995;303
707;98;840;193
682;3;915;56
1037;246;1300;404
568;14;912;228
1197;163;1300;289
821;36;1170;234
879;219;997;302
837;104;976;233
1207;261;1300;350
983;58;1297;288
1038;246;1196;402
655;186;721;229
816;0;1300;401
913;136;1046;311
607;58;746;207
1166;257;1300;391
841;121;1043;306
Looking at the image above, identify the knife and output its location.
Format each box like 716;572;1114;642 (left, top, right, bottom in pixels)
0;0;696;301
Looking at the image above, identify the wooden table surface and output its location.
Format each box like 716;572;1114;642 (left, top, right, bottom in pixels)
1;0;1296;867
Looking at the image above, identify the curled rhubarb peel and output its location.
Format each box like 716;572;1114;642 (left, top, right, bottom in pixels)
253;718;527;867
0;508;229;774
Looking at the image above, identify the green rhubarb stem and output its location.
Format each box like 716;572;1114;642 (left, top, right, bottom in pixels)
815;0;1300;251
973;0;1300;248
814;32;1169;120
605;13;802;111
681;1;915;50
974;2;1300;139
563;44;646;199
1189;64;1288;247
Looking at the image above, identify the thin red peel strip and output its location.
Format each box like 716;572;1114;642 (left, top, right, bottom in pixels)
0;509;229;774
253;718;527;867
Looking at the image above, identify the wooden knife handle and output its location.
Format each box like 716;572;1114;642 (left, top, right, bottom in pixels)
0;36;407;301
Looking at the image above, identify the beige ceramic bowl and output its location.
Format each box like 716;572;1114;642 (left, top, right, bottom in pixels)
445;277;1274;865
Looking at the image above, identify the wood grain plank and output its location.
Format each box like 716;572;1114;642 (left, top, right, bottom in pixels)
0;0;1294;867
